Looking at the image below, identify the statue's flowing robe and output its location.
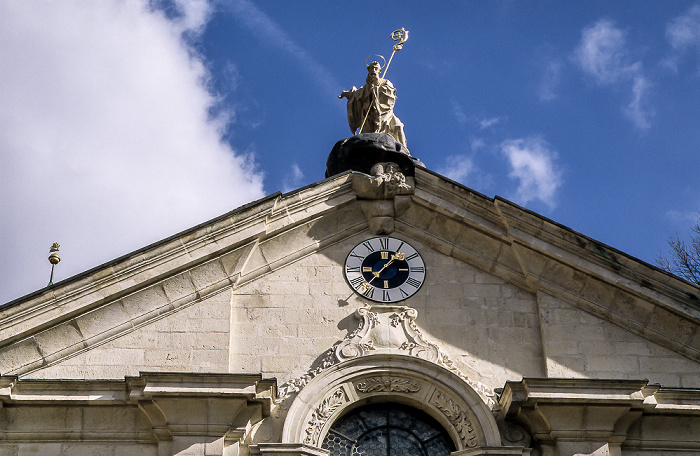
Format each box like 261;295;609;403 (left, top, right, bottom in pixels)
344;79;407;147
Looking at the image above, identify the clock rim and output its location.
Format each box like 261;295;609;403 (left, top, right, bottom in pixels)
343;236;425;303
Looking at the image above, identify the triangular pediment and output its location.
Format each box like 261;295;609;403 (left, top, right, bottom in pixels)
0;168;698;386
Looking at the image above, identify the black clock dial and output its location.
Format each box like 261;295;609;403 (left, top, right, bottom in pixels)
344;237;425;303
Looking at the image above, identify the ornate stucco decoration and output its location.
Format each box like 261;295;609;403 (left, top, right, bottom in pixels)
354;376;421;393
431;390;479;448
303;387;348;445
277;305;496;409
281;355;504;452
335;305;436;361
352;162;414;235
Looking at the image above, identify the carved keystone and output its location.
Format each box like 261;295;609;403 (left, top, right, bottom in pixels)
352;162;414;235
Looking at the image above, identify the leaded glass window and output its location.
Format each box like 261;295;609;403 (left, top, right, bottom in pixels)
321;403;454;456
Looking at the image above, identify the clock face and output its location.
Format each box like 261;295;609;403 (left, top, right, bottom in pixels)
344;237;425;303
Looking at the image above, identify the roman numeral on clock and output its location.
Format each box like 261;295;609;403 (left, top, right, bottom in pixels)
349;276;365;287
362;286;374;298
406;277;422;288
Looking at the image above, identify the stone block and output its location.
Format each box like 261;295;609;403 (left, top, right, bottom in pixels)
190;259;229;295
0;339;43;375
546;356;586;376
85;348;144;366
33;322;85;362
144;348;192;368
187;317;229;334
162;271;196;303
586;355;639;374
75;302;130;342
236;245;271;283
639;355;698;374
228;354;262;373
0;446;17;456
114;443;158;456
193;332;229;350
220;243;254;277
191;349;228;371
17;443;63;456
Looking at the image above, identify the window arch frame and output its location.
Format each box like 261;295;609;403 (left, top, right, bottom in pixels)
322;400;456;456
281;354;502;451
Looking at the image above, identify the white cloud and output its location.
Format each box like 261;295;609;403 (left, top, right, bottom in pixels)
664;4;700;72
0;1;265;303
538;60;562;102
437;155;476;183
470;138;486;151
573;18;639;84
667;4;700;51
282;163;305;193
572;18;651;130
436;153;494;192
225;0;341;99
666;210;700;225
501;137;562;209
478;117;503;130
624;76;654;130
452;101;469;124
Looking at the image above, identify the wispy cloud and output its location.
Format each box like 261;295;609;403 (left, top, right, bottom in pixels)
572;18;653;130
666;210;699;225
452;101;469;124
437;155;476;183
451;101;505;131
436;152;494;192
0;1;264;302
538;59;562;102
501;137;562;210
470;138;486;151
667;4;700;50
624;76;653;130
478;117;504;130
224;0;341;99
665;4;700;71
573;19;640;84
282;163;305;193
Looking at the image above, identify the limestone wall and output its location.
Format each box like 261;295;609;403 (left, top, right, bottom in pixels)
538;293;699;386
24;292;231;379
231;231;542;390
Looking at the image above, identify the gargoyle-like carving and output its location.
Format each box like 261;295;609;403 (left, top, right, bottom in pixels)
431;390;479;448
352;162;414;235
353;162;413;199
355;376;421;393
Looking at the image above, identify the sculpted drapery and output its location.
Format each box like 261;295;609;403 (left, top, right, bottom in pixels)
339;61;407;147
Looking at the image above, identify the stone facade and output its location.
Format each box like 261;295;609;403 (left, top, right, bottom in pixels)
0;168;698;455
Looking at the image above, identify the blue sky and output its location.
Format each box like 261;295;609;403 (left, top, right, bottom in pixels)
2;0;700;303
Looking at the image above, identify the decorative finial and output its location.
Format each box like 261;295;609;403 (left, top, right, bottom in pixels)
338;28;410;147
48;242;61;286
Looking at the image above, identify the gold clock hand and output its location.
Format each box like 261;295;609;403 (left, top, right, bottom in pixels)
365;252;405;287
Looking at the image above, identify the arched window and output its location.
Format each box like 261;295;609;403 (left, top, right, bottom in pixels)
321;403;455;456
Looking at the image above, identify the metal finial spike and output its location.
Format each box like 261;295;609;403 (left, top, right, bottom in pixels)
48;242;61;286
